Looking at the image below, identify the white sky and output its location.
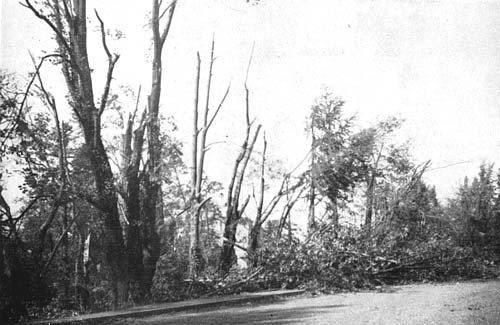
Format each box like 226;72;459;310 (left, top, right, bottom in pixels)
2;0;500;203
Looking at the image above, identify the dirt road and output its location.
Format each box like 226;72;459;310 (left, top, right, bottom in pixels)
124;280;500;324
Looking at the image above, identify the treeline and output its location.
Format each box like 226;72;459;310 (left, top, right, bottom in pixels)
1;1;499;322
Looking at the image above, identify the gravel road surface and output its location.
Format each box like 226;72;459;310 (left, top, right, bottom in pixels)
123;280;500;324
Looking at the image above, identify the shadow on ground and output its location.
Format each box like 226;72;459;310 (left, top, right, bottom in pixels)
121;303;349;324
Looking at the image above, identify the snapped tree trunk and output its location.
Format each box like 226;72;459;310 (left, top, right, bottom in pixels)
365;145;383;230
134;0;177;296
121;99;147;301
308;122;316;234
364;175;375;229
247;135;266;263
219;80;261;274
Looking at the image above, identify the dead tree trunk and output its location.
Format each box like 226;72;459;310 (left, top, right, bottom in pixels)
308;122;316;234
219;82;261;275
189;52;202;278
364;144;383;230
120;87;149;301
364;175;375;228
247;135;267;261
188;39;229;279
136;0;177;298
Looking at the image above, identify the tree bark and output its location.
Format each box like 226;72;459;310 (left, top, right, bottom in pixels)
308;122;316;234
247;135;266;263
364;174;375;229
188;52;202;279
364;144;383;230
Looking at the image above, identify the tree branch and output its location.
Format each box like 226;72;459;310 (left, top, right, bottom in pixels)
159;0;177;46
95;9;120;117
207;82;231;130
191;52;201;197
22;1;78;70
1;53;61;151
42;212;77;273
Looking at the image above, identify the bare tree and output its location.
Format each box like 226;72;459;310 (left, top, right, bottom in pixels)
277;180;306;242
247;136;304;262
219;81;261;274
188;38;230;278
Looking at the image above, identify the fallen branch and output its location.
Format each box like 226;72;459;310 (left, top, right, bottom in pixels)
205;266;265;297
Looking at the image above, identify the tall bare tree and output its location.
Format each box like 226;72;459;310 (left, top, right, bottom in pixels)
189;39;230;278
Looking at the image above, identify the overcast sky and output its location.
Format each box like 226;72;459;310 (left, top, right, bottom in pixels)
2;0;500;202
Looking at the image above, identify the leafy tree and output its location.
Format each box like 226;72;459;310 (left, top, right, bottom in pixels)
308;93;352;226
357;117;408;229
307;92;374;226
445;163;499;257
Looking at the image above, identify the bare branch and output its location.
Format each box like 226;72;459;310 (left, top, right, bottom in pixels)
278;185;307;237
21;0;73;57
221;236;249;254
255;133;266;223
10;195;42;238
239;195;251;217
245;86;251;128
22;1;77;69
61;0;74;23
160;0;177;46
203;141;227;152
132;85;142;123
244;41;255;86
196;197;211;215
158;0;174;20
95;9;120;117
42;212;77;272
232;125;262;209
203;35;215;128
195;38;215;195
95;9;111;58
191;52;201;197
29;52;70;187
1;53;61;150
207;82;231;130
